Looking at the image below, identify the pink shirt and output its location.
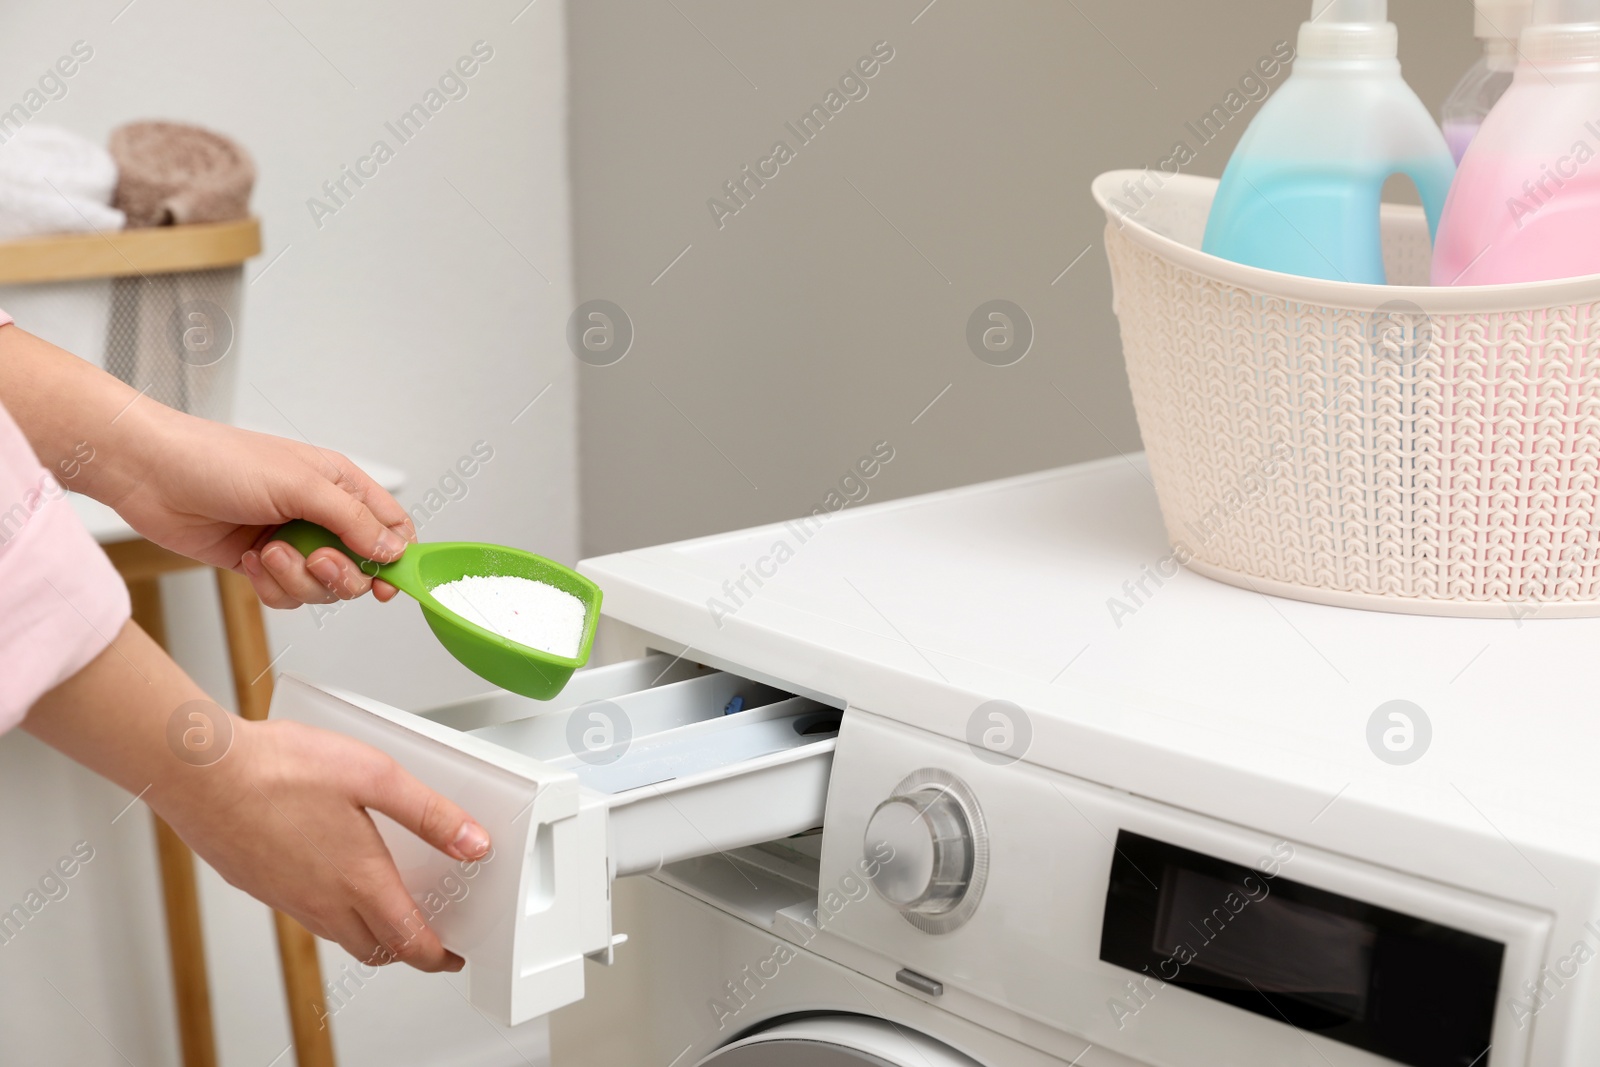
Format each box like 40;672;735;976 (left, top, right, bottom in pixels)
0;315;130;730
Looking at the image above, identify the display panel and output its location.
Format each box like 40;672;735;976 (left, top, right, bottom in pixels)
1100;831;1504;1067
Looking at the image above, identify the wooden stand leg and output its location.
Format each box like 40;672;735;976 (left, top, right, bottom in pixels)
128;576;220;1067
215;567;337;1067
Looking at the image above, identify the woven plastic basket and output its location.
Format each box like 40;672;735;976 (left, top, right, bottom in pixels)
1094;169;1600;618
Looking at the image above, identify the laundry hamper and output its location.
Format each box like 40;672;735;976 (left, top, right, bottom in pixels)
1093;169;1600;618
0;218;260;422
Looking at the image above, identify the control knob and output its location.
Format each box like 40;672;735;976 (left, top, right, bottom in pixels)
863;770;987;933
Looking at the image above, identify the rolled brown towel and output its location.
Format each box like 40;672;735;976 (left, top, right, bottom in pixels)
109;121;255;227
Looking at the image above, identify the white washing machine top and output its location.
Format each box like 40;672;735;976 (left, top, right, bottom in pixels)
581;455;1600;901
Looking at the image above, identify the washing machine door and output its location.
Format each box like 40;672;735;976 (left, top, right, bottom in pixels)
699;1017;984;1066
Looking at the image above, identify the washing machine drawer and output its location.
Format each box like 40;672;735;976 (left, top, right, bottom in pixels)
269;653;839;1025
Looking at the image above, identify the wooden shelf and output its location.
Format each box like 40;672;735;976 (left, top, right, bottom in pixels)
0;217;262;285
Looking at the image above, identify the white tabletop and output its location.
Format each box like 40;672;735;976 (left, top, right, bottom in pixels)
582;456;1600;898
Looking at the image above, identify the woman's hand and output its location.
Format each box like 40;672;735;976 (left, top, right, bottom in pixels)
110;414;416;608
0;325;411;608
24;622;490;973
164;716;489;971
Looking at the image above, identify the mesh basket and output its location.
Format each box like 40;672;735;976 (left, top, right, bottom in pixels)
0;221;256;424
1094;169;1600;618
103;268;241;421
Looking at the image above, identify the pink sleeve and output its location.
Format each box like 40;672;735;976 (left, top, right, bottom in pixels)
0;335;132;731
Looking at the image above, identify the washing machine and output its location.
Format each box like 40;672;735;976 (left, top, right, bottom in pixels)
273;456;1600;1066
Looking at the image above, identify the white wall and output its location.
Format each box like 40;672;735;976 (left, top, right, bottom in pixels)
0;1;573;1064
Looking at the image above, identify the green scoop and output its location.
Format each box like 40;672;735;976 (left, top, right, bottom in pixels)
273;520;601;700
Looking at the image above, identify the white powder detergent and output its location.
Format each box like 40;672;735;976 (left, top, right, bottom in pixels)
429;575;587;658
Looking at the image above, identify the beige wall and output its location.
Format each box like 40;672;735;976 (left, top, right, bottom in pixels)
571;0;1478;556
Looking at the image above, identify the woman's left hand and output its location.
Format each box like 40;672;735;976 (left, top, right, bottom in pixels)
108;412;415;608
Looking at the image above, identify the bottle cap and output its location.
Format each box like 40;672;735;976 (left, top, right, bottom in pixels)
1300;0;1400;59
1522;0;1600;61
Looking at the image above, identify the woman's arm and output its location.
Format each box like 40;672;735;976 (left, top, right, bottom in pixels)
0;319;151;497
22;618;489;971
0;324;413;607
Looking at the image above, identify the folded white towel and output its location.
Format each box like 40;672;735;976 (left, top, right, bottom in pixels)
0;124;124;241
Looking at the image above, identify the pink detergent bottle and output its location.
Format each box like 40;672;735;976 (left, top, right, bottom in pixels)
1432;0;1600;284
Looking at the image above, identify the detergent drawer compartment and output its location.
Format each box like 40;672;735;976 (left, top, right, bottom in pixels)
269;653;838;1025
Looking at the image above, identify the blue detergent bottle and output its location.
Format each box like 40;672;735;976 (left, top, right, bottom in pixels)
1201;0;1455;284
